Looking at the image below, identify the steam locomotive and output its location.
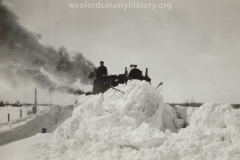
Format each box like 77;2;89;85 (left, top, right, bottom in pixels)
89;65;151;95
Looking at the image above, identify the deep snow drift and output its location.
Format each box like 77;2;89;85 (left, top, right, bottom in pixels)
38;80;240;160
0;80;239;160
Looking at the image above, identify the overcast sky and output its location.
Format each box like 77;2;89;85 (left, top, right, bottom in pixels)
1;0;240;104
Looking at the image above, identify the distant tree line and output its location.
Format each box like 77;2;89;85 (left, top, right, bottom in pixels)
232;104;240;109
168;102;240;109
168;102;203;107
0;100;51;107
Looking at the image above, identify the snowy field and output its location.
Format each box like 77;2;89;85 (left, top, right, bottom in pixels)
0;80;240;160
0;106;50;123
0;105;73;146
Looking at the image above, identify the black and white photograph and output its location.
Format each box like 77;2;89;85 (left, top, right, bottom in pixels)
0;0;240;159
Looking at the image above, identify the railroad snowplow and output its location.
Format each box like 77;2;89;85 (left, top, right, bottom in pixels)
87;65;162;95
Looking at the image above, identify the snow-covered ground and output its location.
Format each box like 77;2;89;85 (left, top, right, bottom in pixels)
0;105;49;123
0;80;240;160
0;105;73;146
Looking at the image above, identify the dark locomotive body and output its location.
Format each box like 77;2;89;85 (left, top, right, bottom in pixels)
91;65;151;95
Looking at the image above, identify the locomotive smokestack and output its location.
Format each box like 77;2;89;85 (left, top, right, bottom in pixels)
125;67;127;74
145;68;148;77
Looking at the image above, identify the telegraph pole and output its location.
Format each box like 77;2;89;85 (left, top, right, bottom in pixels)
33;88;37;115
35;88;37;114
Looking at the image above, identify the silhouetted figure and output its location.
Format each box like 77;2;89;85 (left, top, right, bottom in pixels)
32;106;37;115
97;61;108;78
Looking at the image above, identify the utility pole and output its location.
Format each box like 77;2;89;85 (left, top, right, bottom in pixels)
32;88;37;115
35;88;37;114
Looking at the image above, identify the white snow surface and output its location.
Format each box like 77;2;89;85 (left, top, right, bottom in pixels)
0;105;73;146
1;80;240;160
37;80;240;160
0;106;49;123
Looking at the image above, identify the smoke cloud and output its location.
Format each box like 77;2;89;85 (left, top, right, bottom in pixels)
0;0;96;95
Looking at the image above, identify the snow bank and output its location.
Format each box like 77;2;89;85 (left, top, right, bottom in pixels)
174;105;188;122
43;80;185;158
1;80;239;160
171;101;240;160
0;105;73;146
187;101;230;127
40;81;240;160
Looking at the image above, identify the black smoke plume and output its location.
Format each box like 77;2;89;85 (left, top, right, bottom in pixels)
0;0;96;95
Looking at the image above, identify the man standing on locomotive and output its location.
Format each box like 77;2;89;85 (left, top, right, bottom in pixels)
97;61;108;78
